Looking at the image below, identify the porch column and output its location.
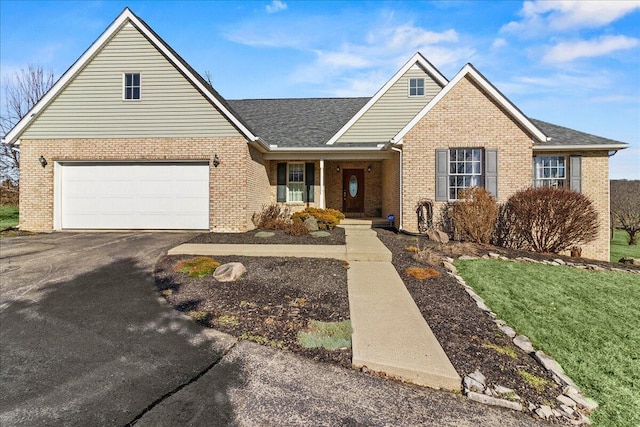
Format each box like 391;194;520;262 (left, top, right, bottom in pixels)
319;159;326;208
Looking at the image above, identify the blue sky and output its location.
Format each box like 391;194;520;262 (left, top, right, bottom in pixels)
1;0;638;179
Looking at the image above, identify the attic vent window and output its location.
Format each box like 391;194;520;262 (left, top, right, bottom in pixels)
123;73;141;100
409;78;425;97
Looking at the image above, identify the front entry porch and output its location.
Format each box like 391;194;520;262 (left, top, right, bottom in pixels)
325;160;384;218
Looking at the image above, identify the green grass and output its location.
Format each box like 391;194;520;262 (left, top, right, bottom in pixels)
455;259;639;427
297;320;352;350
611;229;640;263
0;205;19;230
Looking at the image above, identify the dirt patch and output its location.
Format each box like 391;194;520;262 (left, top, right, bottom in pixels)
188;227;345;245
375;228;565;413
0;228;37;238
155;255;351;367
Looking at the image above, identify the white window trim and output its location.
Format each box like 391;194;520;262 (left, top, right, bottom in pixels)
534;156;567;188
123;72;142;101
286;162;305;204
408;78;425;97
448;148;483;201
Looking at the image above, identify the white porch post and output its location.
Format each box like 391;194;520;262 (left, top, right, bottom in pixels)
319;159;326;208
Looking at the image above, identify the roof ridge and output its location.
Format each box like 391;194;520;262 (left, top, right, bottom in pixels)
229;97;371;101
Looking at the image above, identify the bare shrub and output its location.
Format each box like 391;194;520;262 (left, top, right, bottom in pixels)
252;204;291;229
285;220;309;236
610;180;640;245
447;187;498;244
499;187;599;254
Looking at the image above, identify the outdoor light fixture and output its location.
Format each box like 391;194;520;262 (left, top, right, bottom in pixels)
39;155;47;168
213;154;220;168
367;165;372;173
336;165;340;173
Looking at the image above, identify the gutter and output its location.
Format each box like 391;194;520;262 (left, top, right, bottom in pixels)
533;143;629;151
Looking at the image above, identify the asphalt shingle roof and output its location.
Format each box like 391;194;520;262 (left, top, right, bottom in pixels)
227;98;626;149
531;119;626;147
228;98;369;147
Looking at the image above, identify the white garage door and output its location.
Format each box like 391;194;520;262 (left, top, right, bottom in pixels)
59;162;209;230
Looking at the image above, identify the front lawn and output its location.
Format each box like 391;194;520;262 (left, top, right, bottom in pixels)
455;259;639;427
611;228;640;263
0;205;19;230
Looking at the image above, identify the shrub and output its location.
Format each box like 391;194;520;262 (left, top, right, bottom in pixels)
405;267;440;279
291;207;345;230
610;180;640;245
252;204;291;229
285;220;309;236
498;187;599;254
448;187;498;244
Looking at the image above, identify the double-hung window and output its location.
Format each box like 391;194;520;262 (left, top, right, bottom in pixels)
448;148;482;200
123;73;141;100
287;163;305;202
534;156;566;188
409;78;425;97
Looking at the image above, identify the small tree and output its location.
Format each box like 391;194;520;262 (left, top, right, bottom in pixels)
1;65;56;184
610;180;640;245
448;187;498;244
499;187;599;254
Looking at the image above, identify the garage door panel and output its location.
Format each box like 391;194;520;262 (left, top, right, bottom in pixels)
60;163;209;230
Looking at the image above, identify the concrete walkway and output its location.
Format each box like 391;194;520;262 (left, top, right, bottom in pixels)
169;220;461;391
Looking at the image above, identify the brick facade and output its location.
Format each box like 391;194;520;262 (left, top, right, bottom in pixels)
19;137;267;232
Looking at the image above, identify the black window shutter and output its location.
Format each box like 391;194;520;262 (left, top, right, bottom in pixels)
435;149;448;201
305;162;315;203
570;156;582;193
277;163;286;202
485;149;498;199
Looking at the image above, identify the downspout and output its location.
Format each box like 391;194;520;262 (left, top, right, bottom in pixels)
391;146;403;231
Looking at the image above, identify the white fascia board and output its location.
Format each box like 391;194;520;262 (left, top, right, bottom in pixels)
392;64;548;144
533;143;629;151
325;52;448;146
263;146;392;161
5;8;257;144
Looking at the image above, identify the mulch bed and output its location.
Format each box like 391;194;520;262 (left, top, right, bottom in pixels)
188;227;346;245
155;255;351;368
375;228;574;415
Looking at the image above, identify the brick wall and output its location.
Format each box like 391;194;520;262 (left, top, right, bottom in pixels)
402;75;533;233
246;146;272;227
19;136;256;232
534;150;610;261
325;160;383;217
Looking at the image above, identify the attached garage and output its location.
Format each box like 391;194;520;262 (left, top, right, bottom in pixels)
55;162;209;230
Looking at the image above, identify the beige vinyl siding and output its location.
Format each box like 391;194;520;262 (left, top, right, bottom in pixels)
335;65;442;144
22;22;240;139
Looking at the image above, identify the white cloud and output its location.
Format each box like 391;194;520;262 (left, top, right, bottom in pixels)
491;38;507;50
502;0;640;35
543;35;639;63
265;0;287;14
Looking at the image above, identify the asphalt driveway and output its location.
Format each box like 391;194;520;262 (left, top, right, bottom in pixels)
0;232;545;426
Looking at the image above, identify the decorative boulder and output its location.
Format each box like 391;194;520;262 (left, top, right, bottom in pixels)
427;229;449;244
619;257;640;265
304;216;319;231
213;262;246;282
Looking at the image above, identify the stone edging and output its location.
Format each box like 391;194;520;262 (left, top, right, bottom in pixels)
442;253;601;425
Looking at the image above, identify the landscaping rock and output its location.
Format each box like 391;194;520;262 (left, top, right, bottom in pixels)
557;394;577;407
513;335;535;353
553;258;566;265
619;257;640;265
566;393;598;413
213;262;246;282
488;252;501;259
442;261;457;274
466;391;523;411
255;231;275;238
458;255;479;261
498;324;516;338
560;405;575;416
310;230;331;238
304;216;319;231
494;385;515;396
536;405;553;420
426;229;449;244
534;350;565;375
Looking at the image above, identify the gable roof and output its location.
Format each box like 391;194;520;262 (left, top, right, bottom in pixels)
392;63;548;144
229;98;369;148
531;119;629;151
5;8;257;145
325;52;448;145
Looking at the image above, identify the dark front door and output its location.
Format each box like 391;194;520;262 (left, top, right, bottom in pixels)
343;169;364;213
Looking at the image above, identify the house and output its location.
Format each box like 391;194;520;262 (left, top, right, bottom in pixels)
4;8;628;261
